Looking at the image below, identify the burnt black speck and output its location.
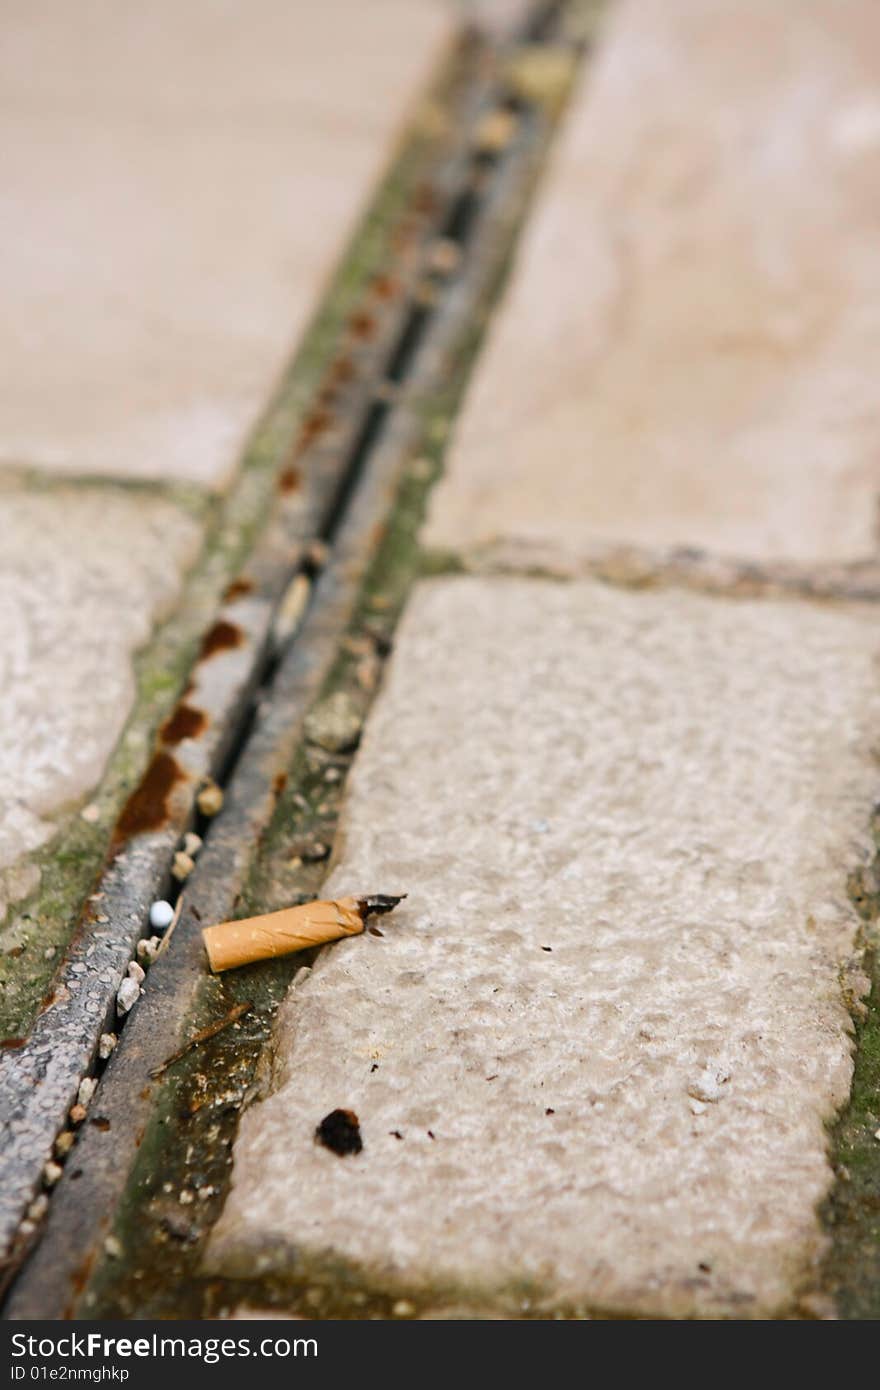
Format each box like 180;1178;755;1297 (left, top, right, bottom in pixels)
315;1108;363;1156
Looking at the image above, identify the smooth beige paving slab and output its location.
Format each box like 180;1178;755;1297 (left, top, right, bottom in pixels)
209;576;879;1316
0;0;450;488
0;485;200;919
427;0;880;566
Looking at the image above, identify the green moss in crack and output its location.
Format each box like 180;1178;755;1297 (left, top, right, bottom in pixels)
81;960;300;1319
821;948;880;1319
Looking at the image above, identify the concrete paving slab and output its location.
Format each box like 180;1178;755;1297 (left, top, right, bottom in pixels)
0;0;451;488
208;576;880;1316
426;0;880;566
460;0;533;37
0;484;200;918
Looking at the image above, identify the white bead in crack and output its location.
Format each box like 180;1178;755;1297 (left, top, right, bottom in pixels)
148;899;175;932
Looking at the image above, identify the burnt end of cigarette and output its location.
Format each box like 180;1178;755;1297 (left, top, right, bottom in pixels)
315;1108;363;1156
357;893;407;919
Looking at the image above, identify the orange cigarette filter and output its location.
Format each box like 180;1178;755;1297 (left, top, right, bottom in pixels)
202;893;404;973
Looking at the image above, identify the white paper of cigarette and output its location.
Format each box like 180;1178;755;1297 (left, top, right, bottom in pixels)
202;893;405;973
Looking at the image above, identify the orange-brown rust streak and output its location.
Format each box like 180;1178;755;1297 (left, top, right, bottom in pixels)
115;752;186;840
413;182;438;216
372;273;399;300
160;704;208;745
223;576;254;602
65;1249;97;1318
198;620;244;660
330;355;355;386
348;311;376;340
295;410;332;452
278;465;301;494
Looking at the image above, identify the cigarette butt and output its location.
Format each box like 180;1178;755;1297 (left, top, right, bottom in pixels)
473;107;518;156
272;572;311;647
202;893;405;973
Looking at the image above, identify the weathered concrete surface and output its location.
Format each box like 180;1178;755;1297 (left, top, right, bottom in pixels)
426;0;880;567
208;576;880;1317
461;0;533;37
0;0;451;488
0;484;200;919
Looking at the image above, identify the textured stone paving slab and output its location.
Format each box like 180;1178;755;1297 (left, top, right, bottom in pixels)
209;576;879;1316
0;0;450;487
426;0;880;566
0;484;200;919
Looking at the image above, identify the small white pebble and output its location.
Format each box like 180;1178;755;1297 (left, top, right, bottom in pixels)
116;977;140;1016
79;1077;97;1102
183;832;203;859
80;803;100;824
149;900;175;932
98;1033;117;1060
44;946;57;960
874;1128;880;1142
197;781;224;817
179;1189;195;1206
172;851;195;882
77;1077;97;1109
689;1098;707;1116
28;1194;49;1222
43;1161;63;1187
54;1131;75;1159
104;1235;123;1259
136;935;161;965
127;960;145;985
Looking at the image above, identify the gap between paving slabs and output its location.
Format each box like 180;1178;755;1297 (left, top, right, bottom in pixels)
821;933;880;1318
3;12;588;1320
0;22;517;1293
